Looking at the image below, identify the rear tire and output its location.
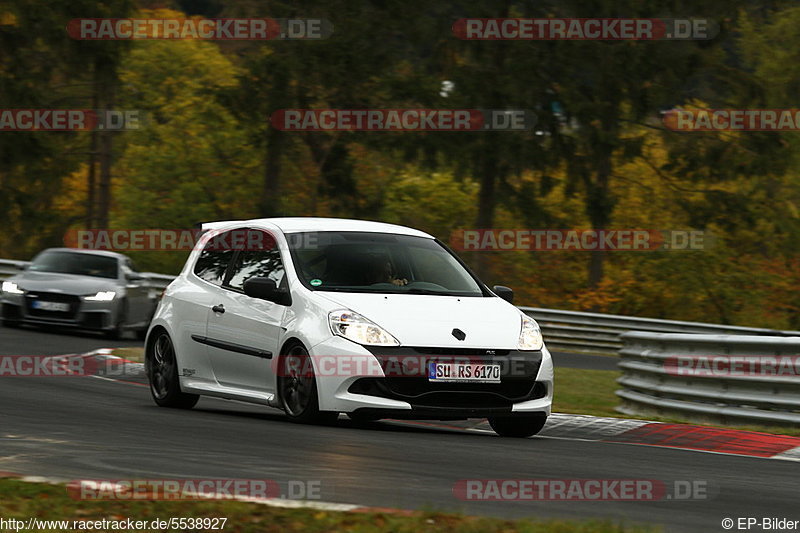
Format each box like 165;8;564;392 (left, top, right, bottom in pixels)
146;331;199;409
488;414;547;438
278;344;338;425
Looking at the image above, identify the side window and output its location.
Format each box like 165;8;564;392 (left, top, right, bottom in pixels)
193;230;237;286
227;230;285;291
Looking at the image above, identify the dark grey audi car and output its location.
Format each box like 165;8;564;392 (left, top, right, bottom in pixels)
0;248;157;339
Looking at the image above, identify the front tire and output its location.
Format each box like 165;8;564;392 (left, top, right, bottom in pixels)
278;344;338;424
146;331;199;409
488;414;547;438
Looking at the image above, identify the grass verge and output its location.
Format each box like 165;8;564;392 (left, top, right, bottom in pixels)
110;347;144;363
0;479;656;533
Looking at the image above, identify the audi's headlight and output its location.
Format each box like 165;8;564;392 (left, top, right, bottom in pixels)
84;291;116;302
518;314;543;351
329;309;400;346
1;281;23;295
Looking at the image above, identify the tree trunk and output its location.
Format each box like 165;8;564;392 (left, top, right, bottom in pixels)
97;77;115;229
586;149;613;291
86;63;100;229
474;144;499;280
261;127;284;217
261;70;289;217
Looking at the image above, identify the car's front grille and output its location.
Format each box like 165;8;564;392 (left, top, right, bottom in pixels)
365;346;543;378
24;292;81;320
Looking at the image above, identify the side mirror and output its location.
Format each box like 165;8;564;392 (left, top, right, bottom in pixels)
243;277;291;305
493;285;514;304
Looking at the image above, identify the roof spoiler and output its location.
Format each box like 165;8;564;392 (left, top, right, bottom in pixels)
196;220;240;234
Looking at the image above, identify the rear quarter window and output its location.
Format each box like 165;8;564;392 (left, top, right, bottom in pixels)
193;237;236;286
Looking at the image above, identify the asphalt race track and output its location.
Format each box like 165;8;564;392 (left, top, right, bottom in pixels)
0;325;141;356
0;325;796;532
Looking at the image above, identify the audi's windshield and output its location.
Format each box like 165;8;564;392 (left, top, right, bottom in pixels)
288;232;485;296
28;251;119;279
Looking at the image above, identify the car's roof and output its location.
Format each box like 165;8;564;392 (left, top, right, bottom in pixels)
39;247;126;260
202;217;434;239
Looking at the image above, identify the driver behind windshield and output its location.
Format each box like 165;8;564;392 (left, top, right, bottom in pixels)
365;255;407;286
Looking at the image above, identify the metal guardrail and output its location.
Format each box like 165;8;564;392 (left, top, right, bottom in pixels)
139;272;175;291
616;332;800;426
519;307;800;355
0;259;30;280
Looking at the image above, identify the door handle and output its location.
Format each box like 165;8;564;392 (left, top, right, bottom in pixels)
211;304;225;314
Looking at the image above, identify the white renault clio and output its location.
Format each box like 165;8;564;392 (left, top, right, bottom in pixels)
145;218;553;437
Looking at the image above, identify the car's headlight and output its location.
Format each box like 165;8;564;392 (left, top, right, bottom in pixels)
84;291;116;302
518;314;543;351
1;281;24;295
329;309;400;346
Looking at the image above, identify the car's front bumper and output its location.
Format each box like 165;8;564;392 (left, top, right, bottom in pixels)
308;336;553;419
1;292;120;331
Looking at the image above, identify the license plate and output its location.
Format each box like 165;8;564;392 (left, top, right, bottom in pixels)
428;362;501;383
32;301;70;312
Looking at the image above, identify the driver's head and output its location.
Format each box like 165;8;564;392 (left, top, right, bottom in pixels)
364;254;392;284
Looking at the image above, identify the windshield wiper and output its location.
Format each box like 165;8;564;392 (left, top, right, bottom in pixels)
404;288;460;296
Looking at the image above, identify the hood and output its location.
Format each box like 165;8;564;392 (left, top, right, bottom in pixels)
10;271;119;296
316;292;524;349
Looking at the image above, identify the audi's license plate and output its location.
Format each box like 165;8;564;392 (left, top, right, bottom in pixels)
428;362;501;383
31;301;70;312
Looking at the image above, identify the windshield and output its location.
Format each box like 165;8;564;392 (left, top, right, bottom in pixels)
288;232;485;296
28;251;119;279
